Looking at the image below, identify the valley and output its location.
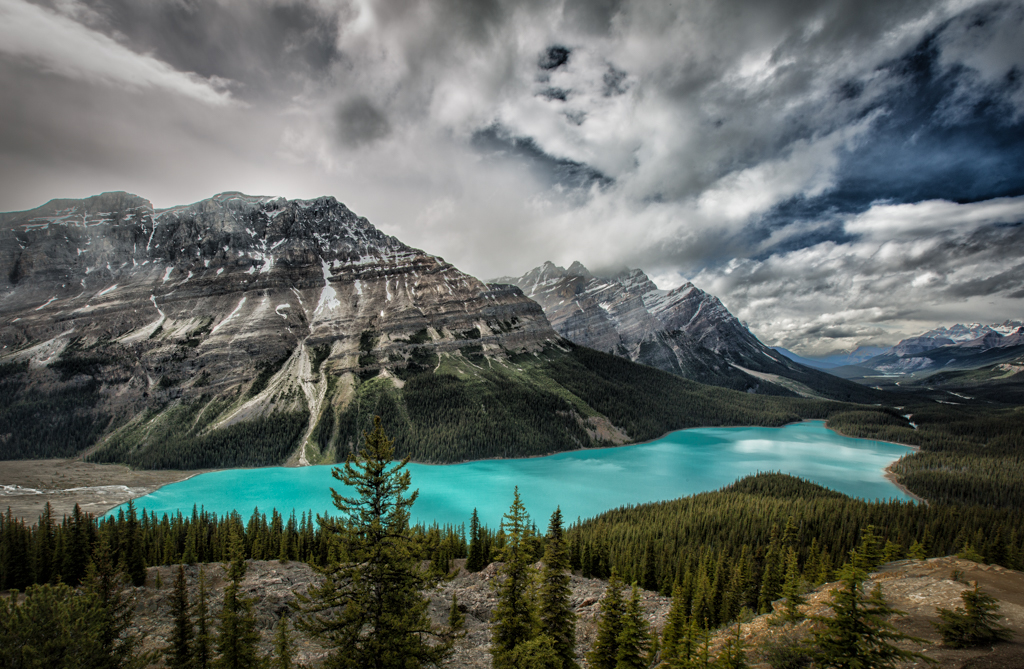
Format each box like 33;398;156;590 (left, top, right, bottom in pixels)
2;192;1023;669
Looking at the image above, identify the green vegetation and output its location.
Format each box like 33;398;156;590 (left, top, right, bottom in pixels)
808;564;930;668
89;396;307;469
934;584;1013;648
828;404;1024;507
294;416;455;668
3;452;1023;668
0;362;109;459
328;344;853;463
566;473;1023;629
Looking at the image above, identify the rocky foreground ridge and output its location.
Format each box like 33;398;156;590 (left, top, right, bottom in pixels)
128;556;1024;668
497;261;879;402
0;192;557;465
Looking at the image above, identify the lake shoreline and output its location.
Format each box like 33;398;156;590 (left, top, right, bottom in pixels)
5;418;924;523
101;421;920;526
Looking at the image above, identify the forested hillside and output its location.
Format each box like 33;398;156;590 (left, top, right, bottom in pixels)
826;404;1024;507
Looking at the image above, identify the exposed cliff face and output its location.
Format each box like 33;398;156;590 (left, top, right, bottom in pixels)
0;192;557;465
498;261;880;402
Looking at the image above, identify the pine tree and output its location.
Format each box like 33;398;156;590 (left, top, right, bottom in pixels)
166;565;195;669
194;567;212;669
268;615;294;669
758;524;783;613
491;486;539;669
121;499;147;587
881;539;904;563
0;582;106;668
808;563;931;669
84;536;152;668
448;593;466;632
214;528;260;669
779;548;805;623
715;624;748;669
614;584;651;669
660;584;688;664
934;584;1012;648
640;539;658;592
538;507;577;669
588;571;626;669
294;416;453;669
467;508;486;572
851;525;884;571
33;502;54;584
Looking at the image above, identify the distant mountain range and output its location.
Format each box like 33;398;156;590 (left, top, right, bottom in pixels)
0;192;841;468
790;321;1024;382
495;262;880;403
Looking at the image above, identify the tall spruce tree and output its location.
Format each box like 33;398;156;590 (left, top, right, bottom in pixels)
538;507;577;669
588;571;626;669
779;548;806;623
269;615;294;669
214;528;260;669
808;564;931;669
716;624;749;669
491;486;539;669
166;565;195;669
467;508;486;572
660;584;692;667
614;584;651;669
84;536;152;668
0;582;106;668
195;567;213;669
294;416;453;669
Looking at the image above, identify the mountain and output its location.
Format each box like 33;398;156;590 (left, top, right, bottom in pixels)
0;192;841;468
852;322;1024;377
495;261;881;402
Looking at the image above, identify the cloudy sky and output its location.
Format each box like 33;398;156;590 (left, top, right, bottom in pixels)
1;0;1023;354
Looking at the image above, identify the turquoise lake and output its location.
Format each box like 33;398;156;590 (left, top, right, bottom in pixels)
113;421;913;528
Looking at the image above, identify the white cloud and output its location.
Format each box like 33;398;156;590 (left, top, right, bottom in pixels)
691;196;1024;355
0;0;233;105
844;197;1024;240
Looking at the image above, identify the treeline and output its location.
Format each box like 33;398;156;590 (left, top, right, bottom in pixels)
0;362;109;460
89;394;308;469
564;473;1024;630
323;344;857;463
0;499;468;592
541;346;841;443
828;404;1024;507
332;372;597;462
7;472;1020;625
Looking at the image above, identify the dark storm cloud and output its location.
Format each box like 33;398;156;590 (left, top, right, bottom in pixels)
336;97;391;147
3;0;1024;355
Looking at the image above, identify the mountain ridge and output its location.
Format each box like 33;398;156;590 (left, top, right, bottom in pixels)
497;261;881;403
0;192;845;468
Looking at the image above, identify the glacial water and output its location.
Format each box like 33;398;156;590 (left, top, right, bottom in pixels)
111;421;913;528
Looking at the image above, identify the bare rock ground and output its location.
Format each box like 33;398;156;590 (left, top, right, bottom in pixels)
127;556;1023;668
734;556;1024;669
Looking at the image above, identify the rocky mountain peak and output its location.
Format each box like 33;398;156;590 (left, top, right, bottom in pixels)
501;261;876;401
0;191;560;466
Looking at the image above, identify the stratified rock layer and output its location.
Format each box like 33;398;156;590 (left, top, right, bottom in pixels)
0;192;557;463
